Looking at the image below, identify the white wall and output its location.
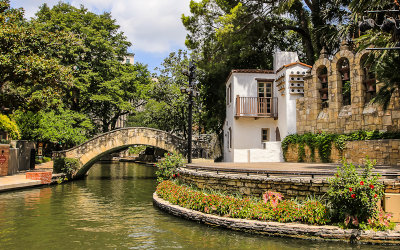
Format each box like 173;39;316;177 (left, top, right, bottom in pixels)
273;52;299;72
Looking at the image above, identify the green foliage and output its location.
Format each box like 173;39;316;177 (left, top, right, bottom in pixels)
53;157;81;177
155;153;184;183
0;114;20;139
128;50;201;138
127;145;146;155
33;2;153;133
328;160;384;228
156;181;330;225
315;132;335;163
282;130;400;163
347;0;400;110
13;107;93;148
302;198;331;225
0;0;74;112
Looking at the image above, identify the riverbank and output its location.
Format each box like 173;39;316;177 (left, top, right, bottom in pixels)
0;161;62;193
153;192;400;245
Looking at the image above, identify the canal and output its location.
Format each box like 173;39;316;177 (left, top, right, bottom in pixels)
0;162;397;249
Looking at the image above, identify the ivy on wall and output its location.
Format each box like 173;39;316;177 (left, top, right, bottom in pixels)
282;130;400;163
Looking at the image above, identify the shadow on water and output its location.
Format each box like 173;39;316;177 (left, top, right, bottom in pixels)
0;161;398;249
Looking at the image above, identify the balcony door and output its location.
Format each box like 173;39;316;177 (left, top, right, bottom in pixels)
258;81;272;114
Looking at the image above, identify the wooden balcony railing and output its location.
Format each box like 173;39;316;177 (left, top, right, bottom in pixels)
235;96;278;118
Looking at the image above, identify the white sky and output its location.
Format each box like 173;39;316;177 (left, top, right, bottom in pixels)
10;0;192;71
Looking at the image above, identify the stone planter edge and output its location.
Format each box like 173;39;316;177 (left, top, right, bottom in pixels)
153;192;400;245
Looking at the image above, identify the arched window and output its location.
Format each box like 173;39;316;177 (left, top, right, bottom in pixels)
317;66;329;108
361;54;376;104
338;58;351;106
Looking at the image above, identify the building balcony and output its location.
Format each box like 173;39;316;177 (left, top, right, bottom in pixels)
235;96;278;119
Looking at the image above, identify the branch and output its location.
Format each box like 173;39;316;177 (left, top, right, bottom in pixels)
304;0;313;11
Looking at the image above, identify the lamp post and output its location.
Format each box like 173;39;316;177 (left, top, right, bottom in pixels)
180;61;199;163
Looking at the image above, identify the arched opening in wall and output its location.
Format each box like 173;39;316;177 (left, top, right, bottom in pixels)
338;58;351;106
317;66;329;109
361;54;377;104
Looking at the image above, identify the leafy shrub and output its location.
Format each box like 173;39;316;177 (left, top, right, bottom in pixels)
272;200;301;222
43;156;51;163
53;157;80;177
328;160;384;228
128;145;146;155
301;199;330;225
362;209;395;231
155;153;184;183
0;114;20;140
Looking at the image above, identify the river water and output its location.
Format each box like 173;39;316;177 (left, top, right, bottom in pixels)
0;162;398;249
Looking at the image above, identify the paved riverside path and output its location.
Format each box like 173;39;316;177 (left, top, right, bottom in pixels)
0;161;54;192
185;162;400;177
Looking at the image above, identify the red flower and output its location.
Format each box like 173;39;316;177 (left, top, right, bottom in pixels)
369;184;374;189
351;194;356;199
374;194;377;198
360;181;364;185
349;187;353;192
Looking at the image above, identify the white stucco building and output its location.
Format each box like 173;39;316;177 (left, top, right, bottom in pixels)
223;52;311;162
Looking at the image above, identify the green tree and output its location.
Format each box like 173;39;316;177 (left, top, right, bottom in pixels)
348;0;400;108
182;0;305;133
0;0;74;112
0;114;20;140
128;50;201;138
34;2;151;132
13;107;93;148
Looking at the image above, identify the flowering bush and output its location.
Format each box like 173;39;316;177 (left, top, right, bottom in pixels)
301;199;330;225
156;181;330;225
328;160;385;228
263;191;283;207
155;153;184;183
363;209;395;231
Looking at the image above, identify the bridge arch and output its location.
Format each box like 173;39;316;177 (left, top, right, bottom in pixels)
53;127;194;179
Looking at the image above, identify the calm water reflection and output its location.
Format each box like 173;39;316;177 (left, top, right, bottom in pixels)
0;162;397;249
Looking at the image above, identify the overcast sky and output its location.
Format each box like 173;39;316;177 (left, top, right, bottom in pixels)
10;0;191;72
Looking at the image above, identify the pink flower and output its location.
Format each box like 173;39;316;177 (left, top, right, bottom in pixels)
360;181;364;185
345;215;351;226
352;216;359;226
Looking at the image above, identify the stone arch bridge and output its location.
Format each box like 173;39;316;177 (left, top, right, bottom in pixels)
53;127;212;179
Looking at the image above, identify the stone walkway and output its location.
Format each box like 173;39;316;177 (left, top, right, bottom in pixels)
0;161;54;192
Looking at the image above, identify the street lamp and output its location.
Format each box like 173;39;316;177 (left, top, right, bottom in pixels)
181;61;199;163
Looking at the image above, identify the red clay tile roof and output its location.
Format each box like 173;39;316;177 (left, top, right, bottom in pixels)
276;62;312;73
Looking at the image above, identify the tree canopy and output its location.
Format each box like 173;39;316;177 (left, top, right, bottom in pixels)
128;50;202;138
0;0;153;148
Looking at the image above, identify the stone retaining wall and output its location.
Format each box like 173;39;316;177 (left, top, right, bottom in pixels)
285;139;400;166
153;192;400;244
178;168;400;200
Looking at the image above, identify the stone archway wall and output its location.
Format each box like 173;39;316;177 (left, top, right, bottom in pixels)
297;44;400;134
53;127;209;178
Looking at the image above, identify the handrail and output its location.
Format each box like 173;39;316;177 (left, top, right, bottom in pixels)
235;96;278;118
181;165;400;179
